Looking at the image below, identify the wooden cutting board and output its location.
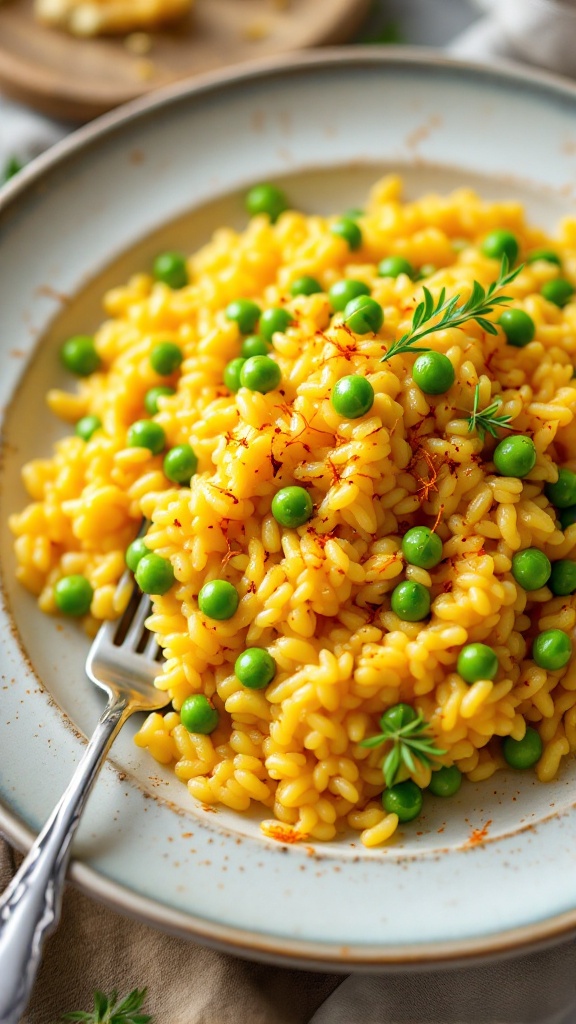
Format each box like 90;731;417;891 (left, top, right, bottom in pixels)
0;0;371;122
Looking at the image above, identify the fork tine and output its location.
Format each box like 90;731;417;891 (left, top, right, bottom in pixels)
144;630;160;659
123;591;152;650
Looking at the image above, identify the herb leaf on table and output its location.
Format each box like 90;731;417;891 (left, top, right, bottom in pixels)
60;988;152;1024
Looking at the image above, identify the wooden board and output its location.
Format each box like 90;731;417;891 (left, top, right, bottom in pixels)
0;0;371;121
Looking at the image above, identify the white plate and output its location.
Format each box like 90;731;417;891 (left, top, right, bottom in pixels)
3;51;576;969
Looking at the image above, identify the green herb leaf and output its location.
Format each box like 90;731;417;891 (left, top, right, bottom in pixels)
61;989;152;1024
357;21;404;44
2;155;24;183
360;712;446;788
466;383;514;442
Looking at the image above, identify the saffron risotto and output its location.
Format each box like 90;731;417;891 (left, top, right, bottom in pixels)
11;174;576;848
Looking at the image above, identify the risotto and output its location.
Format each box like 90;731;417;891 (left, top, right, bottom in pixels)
11;175;576;848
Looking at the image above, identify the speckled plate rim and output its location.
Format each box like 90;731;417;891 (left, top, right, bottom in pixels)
4;48;576;969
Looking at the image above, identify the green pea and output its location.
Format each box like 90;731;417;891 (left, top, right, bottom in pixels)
180;694;219;734
412;352;455;395
144;386;175;415
549;560;576;596
239;355;281;393
153;252;188;289
560;506;576;530
224;357;247;393
382;780;423;822
545;468;576;509
259;307;293;342
135;552;175;595
198;579;239;620
241;335;271;358
541;278;574;307
271;486;314;528
125;537;149;573
163;444;198;485
54;574;93;617
457;643;498;684
511;548;551;591
343;296;384;334
499;309;535;347
225;299;261;335
289;276;322;297
60;335;101;377
401;526;443;569
502;728;543;769
526;249;561;267
328;279;370;312
245;183;289;223
532;629;572;670
150;342;183;376
390;581;431;622
75;415;102;441
330;218;362;251
343;207;364;220
235;648;277;689
481;229;519;265
493;435;536;478
428;766;462;797
331;375;374;419
417;264;437;280
377;256;414;279
127;420;166;455
379;703;418;733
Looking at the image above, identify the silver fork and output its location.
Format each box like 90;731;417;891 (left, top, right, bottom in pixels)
0;574;169;1024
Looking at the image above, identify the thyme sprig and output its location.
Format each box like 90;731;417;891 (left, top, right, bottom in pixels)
381;255;523;363
361;713;446;789
61;988;152;1024
466;383;514;442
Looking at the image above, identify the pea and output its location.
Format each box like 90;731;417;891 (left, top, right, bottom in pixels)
328;279;370;312
198;579;239;620
153;252;188;289
260;308;293;342
493;435;536;478
180;694;219;734
382;780;423;822
428;765;462;797
289;276;322;297
239;355;281;393
223;357;247;393
135;552;175;595
60;335;101;377
549;560;576;596
144;386;175;415
545;468;576;509
526;248;561;267
125;537;149;572
343;296;384;334
241;335;271;358
390;581;431;622
379;703;418;732
330;217;362;251
499;309;535;347
163;444;198;485
245;183;288;222
560;506;576;530
541;278;574;307
481;229;519;265
511;548;551;591
417;264;437;279
377;256;414;279
411;352;455;395
127;420;166;455
457;643;498;684
401;526;443;570
54;574;93;617
503;728;543;770
271;486;314;528
331;374;374;419
225;299;261;335
532;628;572;670
344;207;364;220
235;648;277;689
75;415;102;441
150;342;183;376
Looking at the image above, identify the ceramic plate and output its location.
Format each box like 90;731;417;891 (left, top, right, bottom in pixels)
3;51;576;969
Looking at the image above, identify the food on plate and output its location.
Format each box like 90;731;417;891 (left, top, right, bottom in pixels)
34;0;192;36
10;175;576;847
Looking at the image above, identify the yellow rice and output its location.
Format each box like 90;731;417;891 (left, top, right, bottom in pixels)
11;174;576;846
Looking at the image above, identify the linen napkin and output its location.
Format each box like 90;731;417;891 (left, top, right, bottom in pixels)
447;0;576;74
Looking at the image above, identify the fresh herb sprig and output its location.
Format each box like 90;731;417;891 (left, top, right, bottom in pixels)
466;383;514;442
381;255;523;363
61;988;152;1024
361;713;445;789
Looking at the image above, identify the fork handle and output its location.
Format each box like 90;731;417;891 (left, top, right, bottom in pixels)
0;692;132;1024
